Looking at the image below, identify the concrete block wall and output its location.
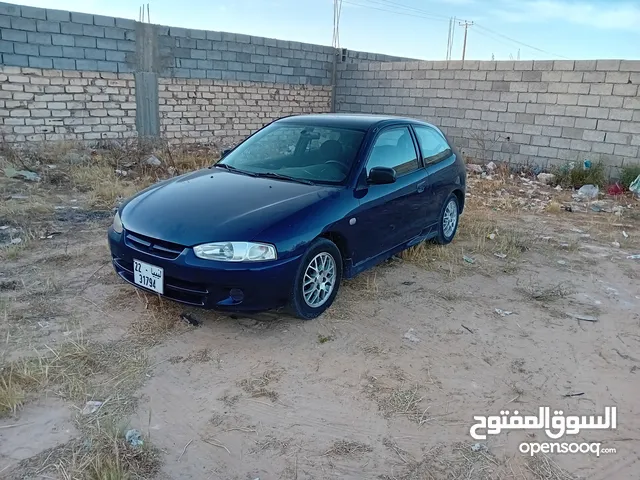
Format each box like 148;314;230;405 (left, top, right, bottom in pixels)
158;78;331;145
0;2;135;73
336;59;640;171
0;65;136;142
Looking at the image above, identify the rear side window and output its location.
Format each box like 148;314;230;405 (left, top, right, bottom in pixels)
413;126;451;164
366;127;419;176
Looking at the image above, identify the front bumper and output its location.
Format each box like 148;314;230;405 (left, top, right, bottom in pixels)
108;227;300;311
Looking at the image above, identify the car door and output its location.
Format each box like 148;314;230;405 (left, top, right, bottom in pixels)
412;125;456;226
351;125;428;265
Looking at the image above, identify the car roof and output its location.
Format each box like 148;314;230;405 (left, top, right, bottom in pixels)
276;113;432;132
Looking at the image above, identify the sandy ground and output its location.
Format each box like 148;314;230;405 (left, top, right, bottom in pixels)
1;170;640;480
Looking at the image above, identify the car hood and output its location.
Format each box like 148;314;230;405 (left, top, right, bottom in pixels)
121;168;335;246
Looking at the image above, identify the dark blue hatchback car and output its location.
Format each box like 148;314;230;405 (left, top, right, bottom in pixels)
108;114;466;319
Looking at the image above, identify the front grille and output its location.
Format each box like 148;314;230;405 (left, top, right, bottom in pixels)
124;230;185;260
113;258;209;306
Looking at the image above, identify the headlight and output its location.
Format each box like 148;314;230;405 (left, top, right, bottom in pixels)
193;242;277;262
112;211;123;234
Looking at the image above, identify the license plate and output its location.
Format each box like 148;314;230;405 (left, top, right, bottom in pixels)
133;259;164;295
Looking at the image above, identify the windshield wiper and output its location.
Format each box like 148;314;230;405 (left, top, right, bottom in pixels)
253;172;315;185
214;163;257;177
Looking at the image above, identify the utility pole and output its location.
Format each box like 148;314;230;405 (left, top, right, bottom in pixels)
459;20;473;61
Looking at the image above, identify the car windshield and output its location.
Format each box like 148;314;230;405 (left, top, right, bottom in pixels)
218;123;366;184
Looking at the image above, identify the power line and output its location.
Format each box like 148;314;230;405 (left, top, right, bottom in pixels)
341;0;452;24
365;0;452;21
474;23;569;59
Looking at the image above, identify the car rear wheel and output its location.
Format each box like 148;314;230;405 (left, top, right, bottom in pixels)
434;193;460;245
289;238;342;320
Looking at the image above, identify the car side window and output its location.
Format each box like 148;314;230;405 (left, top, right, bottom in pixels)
413;126;451;164
366;127;419;177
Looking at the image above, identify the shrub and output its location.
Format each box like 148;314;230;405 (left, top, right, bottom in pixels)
551;161;606;188
620;164;640;189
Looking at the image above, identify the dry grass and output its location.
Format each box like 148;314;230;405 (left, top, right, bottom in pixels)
517;277;573;302
251;435;290;454
238;369;282;402
525;454;576;480
323;439;372;457
126;293;189;345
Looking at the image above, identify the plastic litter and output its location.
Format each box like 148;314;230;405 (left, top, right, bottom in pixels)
627;254;640;260
607;183;623;196
630;174;640;197
494;253;507;259
576;184;599;199
403;328;421;343
4;167;41;182
145;155;162;167
125;429;144;447
463;255;475;264
495;308;513;317
82;401;103;415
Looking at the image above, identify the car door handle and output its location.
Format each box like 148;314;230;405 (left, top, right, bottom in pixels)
417;181;427;193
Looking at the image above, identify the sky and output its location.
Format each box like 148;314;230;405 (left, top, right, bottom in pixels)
6;0;640;60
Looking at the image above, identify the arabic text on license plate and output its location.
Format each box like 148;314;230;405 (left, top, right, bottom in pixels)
133;259;164;294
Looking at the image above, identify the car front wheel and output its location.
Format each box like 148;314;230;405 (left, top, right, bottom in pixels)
289;238;342;320
435;193;460;245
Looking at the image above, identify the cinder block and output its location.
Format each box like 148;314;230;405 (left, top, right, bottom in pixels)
0;40;13;53
39;45;62;56
2;29;27;42
612;84;637;96
562;127;584;139
592;142;614;154
522;70;542;82
117;40;135;52
604;132;630;144
553;60;574;71
14;43;37;55
36;20;59;33
596;59;620;71
115;17;136;29
76;59;98;70
50;33;74;46
598;119;621;132
93;15;115;26
46;9;70;22
528;82;548;93
62;46;84;58
575;118;597;129
619;60;640;72
83;25;105;37
28;56;52;68
547;82;569;93
519;144;539;156
561;71;583;83
84;48;106;60
570;139;591;152
583;72;605;83
557;94;578;105
586;106;610;119
106;50;125;62
609;109;633;121
0;3;20;15
623;97;640;109
53;58;75;69
60;22;83;35
3;54;28;66
565;105;587;117
11;16;36;31
613;144;638;157
568;83;589;95
605;71;630;84
20;5;46;19
70;12;94;24
104;27;125;40
550;137;571;149
96;38;117;50
574;60;596;70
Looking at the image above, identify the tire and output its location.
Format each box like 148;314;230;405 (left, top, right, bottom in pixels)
434;193;460;245
289;238;343;320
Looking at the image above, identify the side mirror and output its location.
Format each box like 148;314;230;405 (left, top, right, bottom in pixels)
368;166;396;185
221;148;233;158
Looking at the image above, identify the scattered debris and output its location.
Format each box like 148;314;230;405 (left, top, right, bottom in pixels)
607;183;623;196
115;169;128;177
461;324;474;334
537;172;555;185
125;429;144;447
180;313;201;327
568;313;598;322
317;334;334;344
485;161;496;171
146;155;162;167
463;255;475;264
10;238;22;245
3;167;41;182
62;151;90;164
401;281;415;286
627;254;640;260
0;280;19;291
466;164;483;174
557;260;567;265
494;252;507;259
487;233;496;240
403;328;421;343
623;231;629;239
563;392;584;398
471;443;487;452
81;400;103;415
555;185;562;191
629;174;640;197
495;308;513;317
612;242;620;248
576;184;599;199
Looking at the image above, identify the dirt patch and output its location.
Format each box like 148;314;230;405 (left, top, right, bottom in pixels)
1;149;639;479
